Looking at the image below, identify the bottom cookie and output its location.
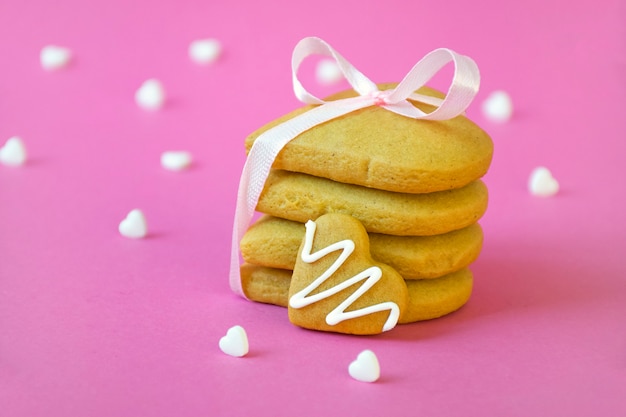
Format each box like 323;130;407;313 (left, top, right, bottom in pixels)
240;264;473;324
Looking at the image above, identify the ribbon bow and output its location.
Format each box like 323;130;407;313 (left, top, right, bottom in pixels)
229;37;480;297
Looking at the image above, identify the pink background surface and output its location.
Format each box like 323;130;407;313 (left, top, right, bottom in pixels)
1;0;625;416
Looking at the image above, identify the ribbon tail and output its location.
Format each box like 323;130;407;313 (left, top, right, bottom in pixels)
229;97;375;298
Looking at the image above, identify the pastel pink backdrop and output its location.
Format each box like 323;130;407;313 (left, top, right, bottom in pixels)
1;1;624;416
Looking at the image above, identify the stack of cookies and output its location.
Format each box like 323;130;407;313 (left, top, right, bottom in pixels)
237;84;493;333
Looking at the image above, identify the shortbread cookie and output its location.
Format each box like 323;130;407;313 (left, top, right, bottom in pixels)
257;170;488;236
288;214;409;335
240;264;473;323
399;268;473;323
241;215;483;279
240;264;292;307
246;84;493;194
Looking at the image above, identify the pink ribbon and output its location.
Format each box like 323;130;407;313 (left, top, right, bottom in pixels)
229;37;480;298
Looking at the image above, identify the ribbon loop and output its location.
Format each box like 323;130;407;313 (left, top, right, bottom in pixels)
292;37;379;105
230;37;480;297
384;48;480;119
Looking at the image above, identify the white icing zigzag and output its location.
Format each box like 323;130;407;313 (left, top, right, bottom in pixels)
289;219;400;332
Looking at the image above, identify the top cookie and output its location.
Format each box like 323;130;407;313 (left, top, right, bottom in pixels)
245;84;493;194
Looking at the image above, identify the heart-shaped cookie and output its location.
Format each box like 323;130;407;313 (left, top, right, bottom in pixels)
288;213;408;335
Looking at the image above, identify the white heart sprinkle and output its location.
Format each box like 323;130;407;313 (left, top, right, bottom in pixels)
481;90;513;122
316;59;343;85
135;79;166;110
219;325;249;357
40;45;72;70
528;166;559;197
118;209;148;239
161;151;192;171
189;38;222;64
348;349;380;383
0;136;28;167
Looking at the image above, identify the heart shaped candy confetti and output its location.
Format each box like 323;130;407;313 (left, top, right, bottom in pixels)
0;136;27;167
118;209;148;239
349;349;380;383
219;325;249;357
135;79;166;110
528;166;559;197
161;151;192;171
189;38;222;64
481;90;513;122
316;59;342;85
288;213;408;335
40;45;72;70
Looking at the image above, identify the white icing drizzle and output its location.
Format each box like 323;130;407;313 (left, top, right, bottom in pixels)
289;219;400;332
